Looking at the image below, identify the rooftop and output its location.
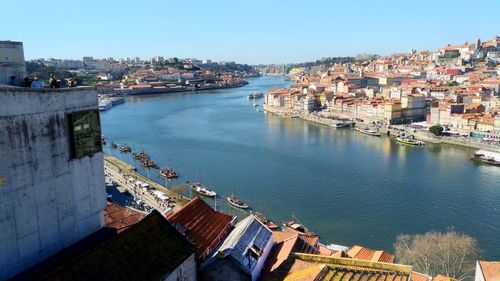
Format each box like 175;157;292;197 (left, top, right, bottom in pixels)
478;261;500;281
167;196;234;260
266;253;412;281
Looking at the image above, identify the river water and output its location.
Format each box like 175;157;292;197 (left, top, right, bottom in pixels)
101;76;500;259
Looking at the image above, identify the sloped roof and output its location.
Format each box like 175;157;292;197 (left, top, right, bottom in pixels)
413;271;432;281
37;211;196;281
167;196;234;260
104;201;144;233
478;261;500;281
433;274;459;281
266;253;412;281
347;245;394;263
214;214;273;274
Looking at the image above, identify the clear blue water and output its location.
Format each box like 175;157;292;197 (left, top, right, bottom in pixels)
101;76;500;259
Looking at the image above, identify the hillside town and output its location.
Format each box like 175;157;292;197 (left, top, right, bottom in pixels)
264;36;500;144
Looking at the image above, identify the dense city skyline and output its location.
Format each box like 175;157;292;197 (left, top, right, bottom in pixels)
2;0;500;64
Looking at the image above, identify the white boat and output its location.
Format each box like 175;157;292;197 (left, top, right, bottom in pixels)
99;100;112;111
191;182;217;197
471;150;500;166
359;128;381;137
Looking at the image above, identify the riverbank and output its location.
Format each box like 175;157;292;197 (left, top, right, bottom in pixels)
263;104;500;152
104;154;190;210
121;81;249;96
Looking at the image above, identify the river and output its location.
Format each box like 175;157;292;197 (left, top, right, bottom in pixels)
100;76;500;259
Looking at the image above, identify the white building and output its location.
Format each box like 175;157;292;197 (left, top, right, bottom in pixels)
0;85;106;280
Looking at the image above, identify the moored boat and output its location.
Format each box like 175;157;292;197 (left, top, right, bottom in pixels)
98;100;112;111
227;195;249;209
254;212;278;230
282;219;317;237
160;168;178;178
396;136;425;146
332;121;353;128
191;182;217;197
119;144;132;153
359;128;381;137
471;150;500;166
110;142;117;149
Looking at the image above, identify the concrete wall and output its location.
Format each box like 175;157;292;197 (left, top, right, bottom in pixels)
0;86;106;280
0;41;26;86
163;253;197;281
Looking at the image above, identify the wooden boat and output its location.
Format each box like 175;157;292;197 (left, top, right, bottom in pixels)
119;144;132;153
110;142;117;149
254;212;278;230
191;182;217;197
160;168;178;178
282;219;317;237
227;195;249;209
396;136;424;146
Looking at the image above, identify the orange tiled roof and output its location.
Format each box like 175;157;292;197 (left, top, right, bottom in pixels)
347;245;394;263
167;196;234;261
412;271;431;281
433;274;458;281
104;202;144;233
478;261;500;281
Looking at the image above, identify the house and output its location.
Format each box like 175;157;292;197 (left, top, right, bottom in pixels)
13;211;197;281
475;260;500;281
346;245;394;263
201;215;274;281
265;253;412;281
167;196;235;261
263;231;320;277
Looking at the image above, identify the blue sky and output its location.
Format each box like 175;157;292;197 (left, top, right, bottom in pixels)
1;0;499;64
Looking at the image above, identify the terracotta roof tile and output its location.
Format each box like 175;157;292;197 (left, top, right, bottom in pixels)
413;271;432;281
167;196;234;261
478;261;500;281
104;202;144;233
347;245;394;263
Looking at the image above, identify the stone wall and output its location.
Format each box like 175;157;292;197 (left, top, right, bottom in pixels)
0;86;106;280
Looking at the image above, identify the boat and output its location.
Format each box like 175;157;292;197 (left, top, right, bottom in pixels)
332;121;353;128
396;136;425;146
471;150;500;166
247;92;264;99
282;219;317;236
227;195;249;209
119;144;132;153
191;182;217;197
254;212;278;230
160;168;178;178
98;100;112;111
141;159;156;168
359;128;381;137
110;142;117;149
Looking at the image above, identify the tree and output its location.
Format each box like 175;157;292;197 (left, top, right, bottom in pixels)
429;124;444;136
394;230;480;281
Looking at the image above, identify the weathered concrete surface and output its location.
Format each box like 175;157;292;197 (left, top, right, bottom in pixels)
0;86;106;280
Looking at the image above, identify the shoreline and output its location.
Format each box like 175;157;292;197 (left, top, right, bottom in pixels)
263;104;500;152
121;81;249;96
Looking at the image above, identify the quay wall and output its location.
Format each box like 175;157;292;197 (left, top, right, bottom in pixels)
0;86;106;280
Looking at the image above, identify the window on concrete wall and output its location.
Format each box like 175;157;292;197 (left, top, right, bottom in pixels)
66;109;102;159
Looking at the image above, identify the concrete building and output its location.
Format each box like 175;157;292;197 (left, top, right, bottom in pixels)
0;41;26;86
0;84;106;280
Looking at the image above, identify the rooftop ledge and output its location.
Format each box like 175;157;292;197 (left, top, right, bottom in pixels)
0;84;96;93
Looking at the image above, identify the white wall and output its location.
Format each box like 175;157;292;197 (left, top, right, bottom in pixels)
163;253;197;281
0;86;106;280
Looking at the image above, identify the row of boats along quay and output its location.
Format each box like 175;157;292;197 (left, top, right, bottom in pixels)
102;138;287;230
263;104;500;156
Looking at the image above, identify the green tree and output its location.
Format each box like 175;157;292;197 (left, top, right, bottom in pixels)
394;230;480;281
429;124;444;136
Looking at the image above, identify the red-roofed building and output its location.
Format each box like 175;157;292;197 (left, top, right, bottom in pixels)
347;245;395;263
167;196;235;261
104;202;144;233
